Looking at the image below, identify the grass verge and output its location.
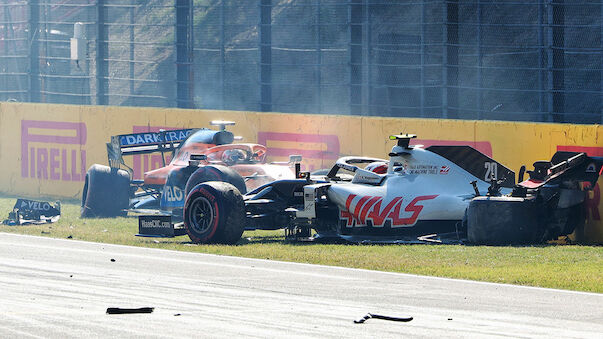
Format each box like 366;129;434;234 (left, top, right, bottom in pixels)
0;195;601;293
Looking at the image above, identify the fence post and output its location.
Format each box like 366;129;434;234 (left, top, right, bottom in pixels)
220;0;225;110
28;0;39;102
538;3;549;121
315;0;322;114
476;0;482;119
546;0;553;122
446;0;459;119
420;0;425;118
176;0;193;108
552;0;565;122
601;1;603;123
129;1;134;103
349;0;363;115
441;0;447;118
96;0;106;105
260;0;272;112
546;0;564;122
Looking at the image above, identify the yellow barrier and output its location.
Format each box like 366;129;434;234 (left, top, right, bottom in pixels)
0;102;601;242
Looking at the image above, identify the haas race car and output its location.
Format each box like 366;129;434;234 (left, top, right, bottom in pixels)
137;134;603;245
80;121;300;223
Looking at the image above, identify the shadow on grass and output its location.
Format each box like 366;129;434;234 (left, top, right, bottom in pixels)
116;226;592;249
139;235;336;246
238;235;287;245
137;234;294;246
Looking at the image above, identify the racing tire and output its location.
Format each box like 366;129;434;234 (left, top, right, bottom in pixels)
466;196;543;245
184;181;245;244
81;164;130;218
184;165;246;196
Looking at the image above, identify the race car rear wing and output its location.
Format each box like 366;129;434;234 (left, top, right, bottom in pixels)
107;129;196;168
106;122;237;169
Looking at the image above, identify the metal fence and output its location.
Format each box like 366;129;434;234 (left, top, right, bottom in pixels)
0;1;28;102
1;0;602;124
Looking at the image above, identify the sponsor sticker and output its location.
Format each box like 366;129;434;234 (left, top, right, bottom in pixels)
407;164;439;175
119;129;193;147
19;199;53;211
340;194;438;228
138;215;174;237
164;185;184;202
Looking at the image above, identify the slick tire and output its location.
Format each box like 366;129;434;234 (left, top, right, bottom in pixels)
466;196;543;245
81;164;130;218
184;181;245;244
184;165;246;196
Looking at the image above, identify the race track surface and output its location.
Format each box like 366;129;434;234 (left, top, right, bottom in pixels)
0;233;601;338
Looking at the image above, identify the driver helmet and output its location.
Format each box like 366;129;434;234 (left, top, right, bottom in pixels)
222;149;247;165
365;161;388;174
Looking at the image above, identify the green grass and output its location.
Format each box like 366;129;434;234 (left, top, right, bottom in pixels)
1;195;601;293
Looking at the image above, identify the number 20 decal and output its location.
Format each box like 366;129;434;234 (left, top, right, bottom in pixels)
484;162;498;181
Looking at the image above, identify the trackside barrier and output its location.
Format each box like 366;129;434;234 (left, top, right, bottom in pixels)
0;102;601;243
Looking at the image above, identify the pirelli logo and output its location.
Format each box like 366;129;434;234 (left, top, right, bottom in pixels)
21;120;87;182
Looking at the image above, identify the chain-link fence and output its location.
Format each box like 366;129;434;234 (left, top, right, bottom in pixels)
0;1;28;102
1;0;602;124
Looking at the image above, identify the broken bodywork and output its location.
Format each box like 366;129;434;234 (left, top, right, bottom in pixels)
3;199;61;225
81;121;299;224
139;133;603;245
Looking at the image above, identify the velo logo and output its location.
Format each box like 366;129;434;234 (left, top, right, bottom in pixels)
163;185;184;202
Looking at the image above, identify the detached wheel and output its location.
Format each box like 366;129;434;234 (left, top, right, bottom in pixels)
81;164;130;218
184;181;245;244
184;165;247;196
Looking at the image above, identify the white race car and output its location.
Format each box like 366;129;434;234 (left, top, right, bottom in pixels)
139;134;603;245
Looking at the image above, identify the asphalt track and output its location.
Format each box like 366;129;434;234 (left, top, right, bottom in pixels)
0;233;601;338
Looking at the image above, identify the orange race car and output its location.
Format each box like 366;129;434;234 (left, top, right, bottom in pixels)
80;121;300;221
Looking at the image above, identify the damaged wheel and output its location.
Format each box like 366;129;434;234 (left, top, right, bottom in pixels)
81;164;130;218
467;196;544;245
184;181;245;244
